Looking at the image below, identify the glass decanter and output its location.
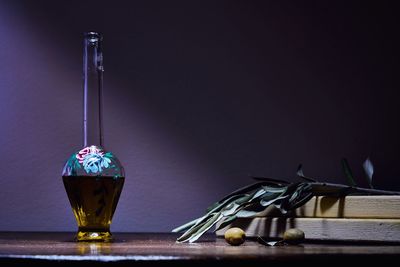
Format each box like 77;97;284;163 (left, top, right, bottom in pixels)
62;32;125;242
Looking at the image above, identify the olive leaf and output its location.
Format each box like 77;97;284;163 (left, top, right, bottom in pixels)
296;164;317;182
177;213;220;243
257;236;284;246
172;194;246;233
363;158;374;189
206;182;272;212
251;176;290;185
214;215;237;231
341;158;357;186
186;212;224;243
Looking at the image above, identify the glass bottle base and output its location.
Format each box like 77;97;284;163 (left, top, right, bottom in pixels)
76;230;113;242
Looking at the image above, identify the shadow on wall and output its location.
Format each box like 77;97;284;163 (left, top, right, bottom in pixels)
0;0;399;232
21;0;400;184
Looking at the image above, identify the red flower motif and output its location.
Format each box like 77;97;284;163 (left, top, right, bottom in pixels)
76;146;104;163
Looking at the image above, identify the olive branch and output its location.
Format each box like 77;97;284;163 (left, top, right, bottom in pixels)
172;159;400;243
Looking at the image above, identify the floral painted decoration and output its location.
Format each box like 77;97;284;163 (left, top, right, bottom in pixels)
76;146;113;174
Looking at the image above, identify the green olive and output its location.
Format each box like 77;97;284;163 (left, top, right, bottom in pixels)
224;227;246;246
283;228;305;244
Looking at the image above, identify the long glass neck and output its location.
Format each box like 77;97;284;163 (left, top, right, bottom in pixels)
83;32;104;148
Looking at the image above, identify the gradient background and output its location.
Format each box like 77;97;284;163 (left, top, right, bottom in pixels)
0;0;399;232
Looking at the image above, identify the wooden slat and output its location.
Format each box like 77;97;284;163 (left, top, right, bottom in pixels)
293;196;400;218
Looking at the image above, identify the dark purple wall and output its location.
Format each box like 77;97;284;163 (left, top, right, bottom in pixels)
0;0;399;232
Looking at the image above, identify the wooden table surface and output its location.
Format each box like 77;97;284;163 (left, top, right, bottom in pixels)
0;232;399;266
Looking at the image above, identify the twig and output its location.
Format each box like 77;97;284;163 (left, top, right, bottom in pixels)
310;182;400;196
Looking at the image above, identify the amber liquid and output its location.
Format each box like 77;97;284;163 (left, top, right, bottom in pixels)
62;176;124;241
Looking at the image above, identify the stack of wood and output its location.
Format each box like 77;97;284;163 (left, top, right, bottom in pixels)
216;196;400;242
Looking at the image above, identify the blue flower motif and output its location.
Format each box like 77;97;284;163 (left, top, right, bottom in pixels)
78;146;113;174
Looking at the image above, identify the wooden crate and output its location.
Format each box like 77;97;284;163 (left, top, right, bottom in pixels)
215;196;400;242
